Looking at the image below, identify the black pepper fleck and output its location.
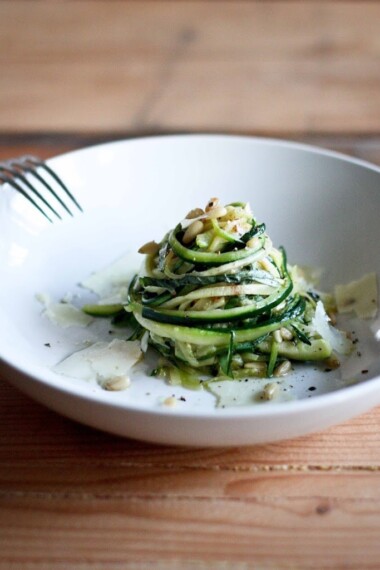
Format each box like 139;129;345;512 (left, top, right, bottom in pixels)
308;386;316;391
44;343;51;348
361;370;369;374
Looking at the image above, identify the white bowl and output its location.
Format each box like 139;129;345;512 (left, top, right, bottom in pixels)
1;135;380;446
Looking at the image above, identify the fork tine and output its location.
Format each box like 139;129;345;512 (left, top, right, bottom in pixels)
1;154;81;222
2;163;63;220
25;156;83;212
0;171;53;223
10;159;73;217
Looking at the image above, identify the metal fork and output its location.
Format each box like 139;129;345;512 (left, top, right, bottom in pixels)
0;155;82;222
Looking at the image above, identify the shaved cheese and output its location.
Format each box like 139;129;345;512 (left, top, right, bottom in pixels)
35;292;52;306
311;301;352;355
54;339;142;387
37;293;93;328
81;252;141;299
291;265;323;294
140;331;149;353
335;272;378;319
44;302;93;328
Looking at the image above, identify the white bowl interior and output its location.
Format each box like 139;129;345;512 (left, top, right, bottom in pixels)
1;135;380;445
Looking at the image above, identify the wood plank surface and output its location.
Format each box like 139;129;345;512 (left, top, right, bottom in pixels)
1;0;380;567
1;494;380;568
0;1;379;134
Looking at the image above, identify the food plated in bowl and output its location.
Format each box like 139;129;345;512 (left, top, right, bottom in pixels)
0;135;380;445
125;198;352;386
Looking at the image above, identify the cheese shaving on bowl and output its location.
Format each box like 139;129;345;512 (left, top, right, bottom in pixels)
54;339;142;390
335;273;378;319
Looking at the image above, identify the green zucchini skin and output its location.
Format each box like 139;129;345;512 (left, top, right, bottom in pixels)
82;303;124;317
257;338;331;361
132;278;292;326
127;201;338;379
169;225;266;265
133;297;306;347
140;268;281;291
133;311;293;346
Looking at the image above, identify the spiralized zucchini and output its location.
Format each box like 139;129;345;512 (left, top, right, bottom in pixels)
126;198;351;388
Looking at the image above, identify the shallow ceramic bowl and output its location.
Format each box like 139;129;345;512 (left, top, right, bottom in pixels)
1;135;380;446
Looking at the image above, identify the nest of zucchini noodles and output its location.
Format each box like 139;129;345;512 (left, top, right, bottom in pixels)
127;198;346;389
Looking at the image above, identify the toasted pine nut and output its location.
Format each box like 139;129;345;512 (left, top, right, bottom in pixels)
274;360;292;378
138;240;160;255
207;206;227;219
183;220;204;244
273;330;282;344
205;197;220;212
185;207;205;219
263;381;279;400
103;375;131;391
231;354;244;369
325;355;340;369
246;237;260;249
163;396;177;408
243;361;267;374
280;327;293;340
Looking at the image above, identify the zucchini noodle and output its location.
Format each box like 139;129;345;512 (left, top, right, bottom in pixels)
125;198;351;388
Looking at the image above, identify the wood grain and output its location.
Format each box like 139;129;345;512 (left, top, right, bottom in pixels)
1;493;380;568
0;1;379;134
1;0;380;566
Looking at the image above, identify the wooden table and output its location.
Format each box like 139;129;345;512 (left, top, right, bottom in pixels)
1;2;380;568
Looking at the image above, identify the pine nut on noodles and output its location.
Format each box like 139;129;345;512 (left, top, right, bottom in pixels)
207;206;227;219
273;330;282;343
185;207;204;219
183;220;204;244
243;361;267;375
280;327;293;340
246;237;260;249
205;197;219;212
138;241;160;254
